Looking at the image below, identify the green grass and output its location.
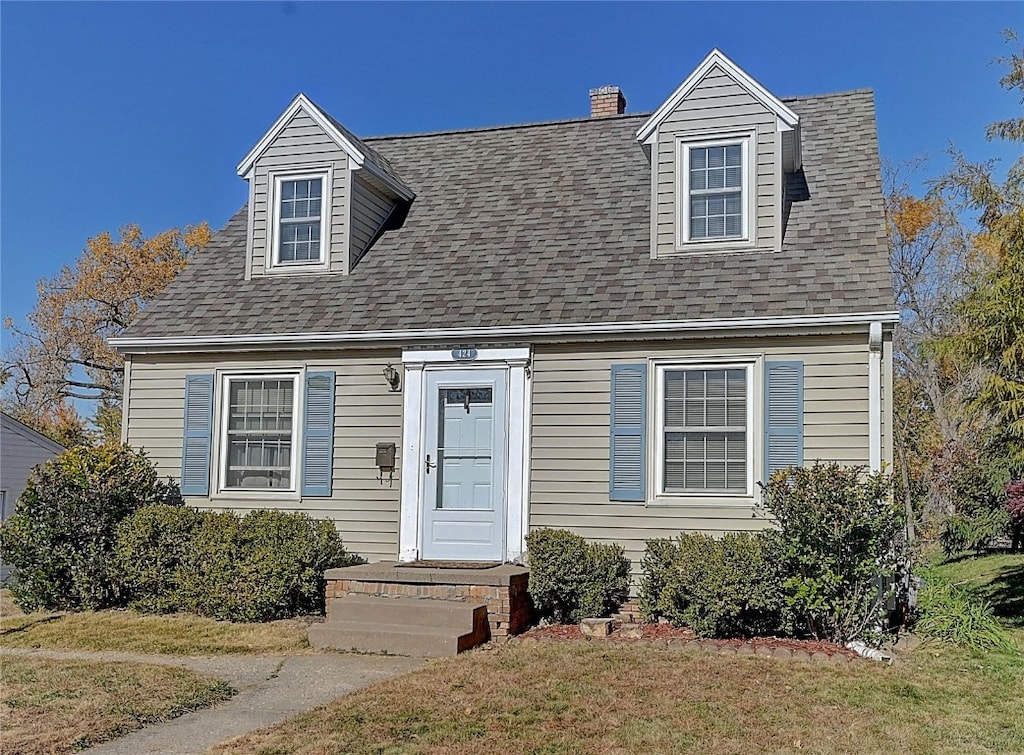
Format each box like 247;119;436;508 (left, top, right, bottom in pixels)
211;640;1024;755
1;590;311;656
1;655;233;755
930;552;1024;631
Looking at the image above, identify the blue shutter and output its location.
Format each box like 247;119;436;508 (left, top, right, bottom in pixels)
301;371;336;497
609;364;647;502
180;374;214;496
764;361;804;479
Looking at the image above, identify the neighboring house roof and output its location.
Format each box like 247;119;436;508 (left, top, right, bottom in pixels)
124;89;894;341
0;412;66;457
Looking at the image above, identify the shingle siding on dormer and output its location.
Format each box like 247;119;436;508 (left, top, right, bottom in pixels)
653;64;779;257
246;109;351;278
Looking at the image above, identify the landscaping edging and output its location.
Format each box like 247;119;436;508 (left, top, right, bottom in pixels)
514;623;862;663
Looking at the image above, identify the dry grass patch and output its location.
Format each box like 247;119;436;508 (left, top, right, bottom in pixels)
1;655;232;754
212;641;1024;755
1;591;310;656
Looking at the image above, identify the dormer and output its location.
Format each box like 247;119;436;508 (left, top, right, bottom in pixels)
637;50;801;258
236;94;413;279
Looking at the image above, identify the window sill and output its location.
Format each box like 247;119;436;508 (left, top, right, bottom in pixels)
211;489;303;502
645;494;759;508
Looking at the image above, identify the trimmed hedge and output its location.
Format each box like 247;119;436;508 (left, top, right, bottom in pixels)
526;528;630;623
0;445;182;611
638;532;790;638
116;505;362;622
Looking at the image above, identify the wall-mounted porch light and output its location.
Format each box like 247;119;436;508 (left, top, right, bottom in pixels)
383;363;401;392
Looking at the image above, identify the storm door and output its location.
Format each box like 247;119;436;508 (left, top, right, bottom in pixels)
420;368;507;561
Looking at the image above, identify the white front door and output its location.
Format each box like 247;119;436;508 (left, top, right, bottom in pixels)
420;368;507;561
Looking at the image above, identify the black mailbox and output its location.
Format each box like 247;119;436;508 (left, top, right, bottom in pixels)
375;442;396;470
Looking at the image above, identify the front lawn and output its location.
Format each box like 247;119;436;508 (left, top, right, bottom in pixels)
212;638;1024;754
1;655;232;755
1;590;311;656
930;552;1024;629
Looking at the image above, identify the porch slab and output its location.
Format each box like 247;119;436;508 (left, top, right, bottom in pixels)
324;561;529;586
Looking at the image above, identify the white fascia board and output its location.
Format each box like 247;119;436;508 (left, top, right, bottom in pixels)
636;49;800;144
357;158;415;202
110;311;900;354
237;94;363;176
236;94;414;201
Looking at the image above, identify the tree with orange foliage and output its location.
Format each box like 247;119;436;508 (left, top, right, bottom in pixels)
2;223;210;442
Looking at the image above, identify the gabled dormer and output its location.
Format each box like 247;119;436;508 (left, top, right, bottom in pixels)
637;50;801;258
236;94;413;279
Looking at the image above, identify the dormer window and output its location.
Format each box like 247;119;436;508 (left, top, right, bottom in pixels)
269;169;332;270
279;178;323;263
687;143;743;240
678;135;751;247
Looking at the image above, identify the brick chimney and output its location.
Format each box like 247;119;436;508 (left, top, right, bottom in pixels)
589;85;626;117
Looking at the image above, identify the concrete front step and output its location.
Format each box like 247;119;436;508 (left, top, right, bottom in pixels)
311;595;491;657
326;595;487;629
310;619;487;658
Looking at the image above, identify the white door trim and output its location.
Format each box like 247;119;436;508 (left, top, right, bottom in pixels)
399;347;531;563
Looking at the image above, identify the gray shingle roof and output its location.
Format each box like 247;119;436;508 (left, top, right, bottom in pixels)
125;89;894;340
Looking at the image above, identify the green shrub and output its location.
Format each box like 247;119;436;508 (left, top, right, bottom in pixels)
113;504;204;613
526;528;630;623
759;462;904;643
915;572;1015;652
940;509;1010;558
638;532;790;638
116;506;362;622
0;445;181;611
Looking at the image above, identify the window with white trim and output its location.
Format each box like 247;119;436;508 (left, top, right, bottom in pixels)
679;137;750;244
659;365;751;494
222;376;298;489
273;173;328;266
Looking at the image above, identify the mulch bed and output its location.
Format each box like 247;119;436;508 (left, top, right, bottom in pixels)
514;622;861;660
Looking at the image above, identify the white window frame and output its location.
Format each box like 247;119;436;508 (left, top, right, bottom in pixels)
676;132;755;250
652;358;758;501
214;369;304;498
267;168;332;271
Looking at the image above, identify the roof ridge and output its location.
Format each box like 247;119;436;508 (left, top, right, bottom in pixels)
363;89;874;143
363;111;650;142
781;87;874;103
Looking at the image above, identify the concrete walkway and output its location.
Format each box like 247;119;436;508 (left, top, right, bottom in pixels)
1;647;425;754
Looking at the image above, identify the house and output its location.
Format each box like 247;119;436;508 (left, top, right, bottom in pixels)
111;49;896;649
0;412;66;582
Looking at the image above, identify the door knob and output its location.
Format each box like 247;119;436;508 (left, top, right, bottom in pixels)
425;454;437;474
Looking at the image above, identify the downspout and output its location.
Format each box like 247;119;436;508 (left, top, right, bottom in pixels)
868;322;882;472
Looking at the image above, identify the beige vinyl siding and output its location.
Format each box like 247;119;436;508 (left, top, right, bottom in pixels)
248;109;351;277
125;350;402;562
528;334;876;572
350;175;396;267
654;64;778;257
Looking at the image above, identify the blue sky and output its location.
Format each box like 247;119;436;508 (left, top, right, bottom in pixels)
1;2;1020;337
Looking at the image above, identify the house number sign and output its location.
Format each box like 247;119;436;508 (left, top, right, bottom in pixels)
451;348;478;361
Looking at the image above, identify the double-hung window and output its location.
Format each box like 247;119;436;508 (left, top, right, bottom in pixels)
222;376;298;490
273;173;328;266
659;365;751;494
680;138;749;244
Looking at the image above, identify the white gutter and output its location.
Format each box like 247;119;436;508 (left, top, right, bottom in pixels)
868;321;883;472
110;310;900;354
